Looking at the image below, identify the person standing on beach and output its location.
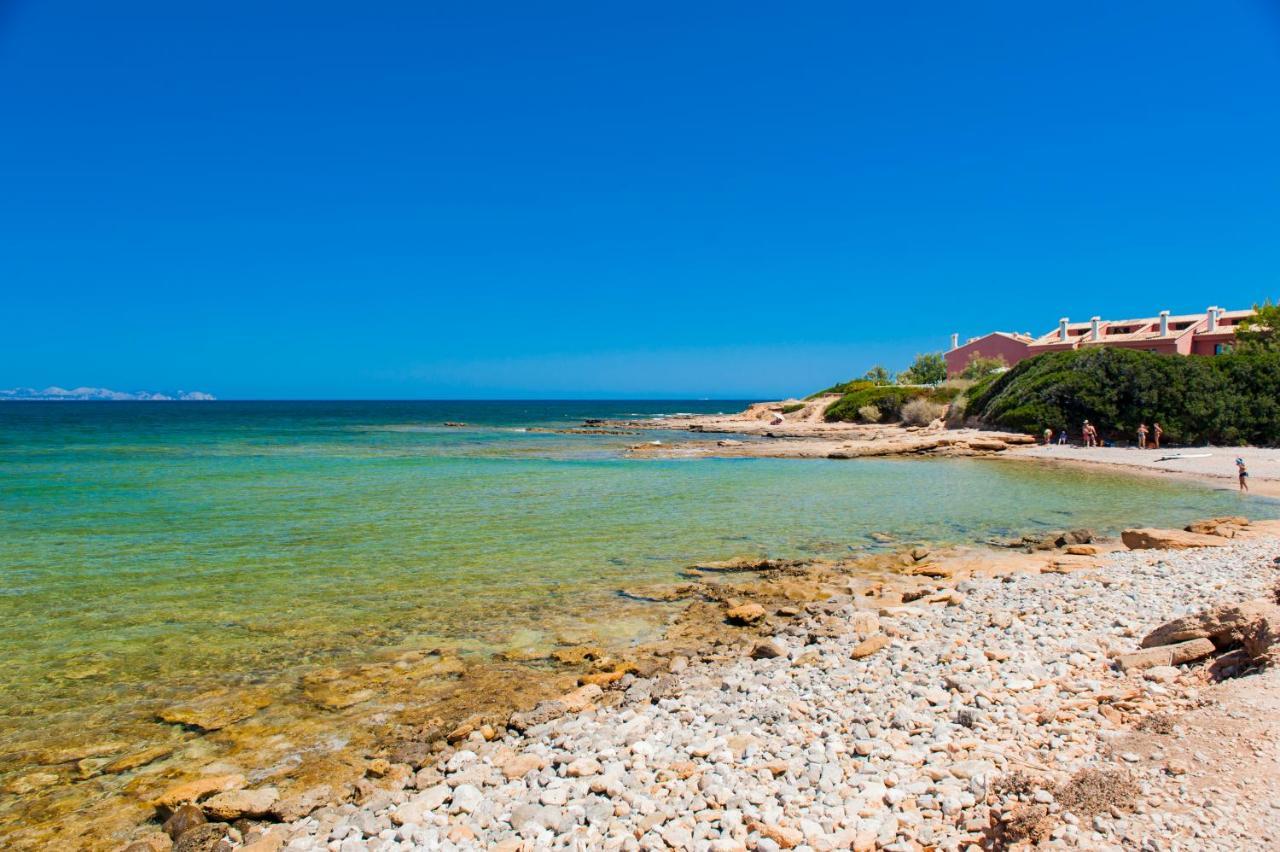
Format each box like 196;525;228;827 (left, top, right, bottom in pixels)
1237;457;1249;492
1058;429;1068;445
1043;428;1053;446
1083;420;1095;447
1153;422;1163;449
1137;422;1148;449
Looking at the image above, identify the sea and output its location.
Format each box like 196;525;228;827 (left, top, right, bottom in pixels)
0;400;1274;846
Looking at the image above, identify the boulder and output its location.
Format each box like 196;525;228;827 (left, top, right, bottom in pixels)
1141;601;1280;649
726;603;767;625
559;683;603;712
267;784;332;821
162;804;206;841
201;787;278;820
1121;528;1226;550
507;700;566;732
750;640;787;660
1185;516;1249;537
390;784;451;825
172;823;228;852
500;754;546;781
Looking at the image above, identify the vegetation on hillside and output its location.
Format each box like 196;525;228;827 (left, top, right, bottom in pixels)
966;348;1280;446
898;352;947;386
824;383;962;423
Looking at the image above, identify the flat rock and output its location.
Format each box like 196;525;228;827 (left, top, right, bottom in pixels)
152;774;246;811
201;786;279;820
851;634;891;659
726;603;767;625
157;690;272;731
1121;528;1227;550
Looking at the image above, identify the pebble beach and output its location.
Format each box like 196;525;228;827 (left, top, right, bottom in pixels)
171;522;1280;852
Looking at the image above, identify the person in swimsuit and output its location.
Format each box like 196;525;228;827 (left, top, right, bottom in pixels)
1237;457;1249;492
1152;422;1162;449
1043;428;1053;446
1137;423;1148;449
1057;428;1068;445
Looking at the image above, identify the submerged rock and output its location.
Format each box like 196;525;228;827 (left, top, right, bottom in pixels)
156;690;272;732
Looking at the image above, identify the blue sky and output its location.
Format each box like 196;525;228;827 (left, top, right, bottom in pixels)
2;2;1279;399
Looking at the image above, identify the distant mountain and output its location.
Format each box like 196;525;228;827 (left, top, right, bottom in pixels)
0;386;216;401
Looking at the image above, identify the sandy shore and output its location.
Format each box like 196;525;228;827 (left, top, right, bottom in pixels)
127;518;1280;852
1007;445;1280;499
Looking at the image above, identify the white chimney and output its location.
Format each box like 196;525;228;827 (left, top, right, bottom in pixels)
1090;316;1101;341
1206;306;1218;333
1059;317;1069;341
1159;310;1170;337
950;333;959;350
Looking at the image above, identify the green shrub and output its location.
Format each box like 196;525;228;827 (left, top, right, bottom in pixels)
826;386;915;422
967;348;1280;446
857;404;882;423
825;383;962;423
806;379;877;399
779;403;806;415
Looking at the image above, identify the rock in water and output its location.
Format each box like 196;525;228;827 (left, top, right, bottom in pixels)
162;804;206;840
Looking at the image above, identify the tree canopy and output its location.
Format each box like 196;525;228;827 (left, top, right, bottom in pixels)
1235;299;1280;353
898;352;947;386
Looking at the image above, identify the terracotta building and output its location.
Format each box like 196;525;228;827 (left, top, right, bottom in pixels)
947;306;1253;377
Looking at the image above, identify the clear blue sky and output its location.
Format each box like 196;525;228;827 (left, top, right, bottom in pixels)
2;2;1278;399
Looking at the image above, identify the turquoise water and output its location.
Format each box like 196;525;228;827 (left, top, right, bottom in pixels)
1;400;1275;804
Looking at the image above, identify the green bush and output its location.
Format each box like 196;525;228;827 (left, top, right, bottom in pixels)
967;348;1280;446
857;404;882;423
806;379;877;399
825;385;958;422
779;403;806;415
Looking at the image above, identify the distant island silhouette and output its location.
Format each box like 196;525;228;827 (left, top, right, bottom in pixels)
0;386;216;401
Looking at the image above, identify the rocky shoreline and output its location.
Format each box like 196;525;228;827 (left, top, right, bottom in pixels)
119;518;1280;851
600;402;1039;461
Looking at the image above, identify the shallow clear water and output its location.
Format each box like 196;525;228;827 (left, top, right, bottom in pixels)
1;400;1275;773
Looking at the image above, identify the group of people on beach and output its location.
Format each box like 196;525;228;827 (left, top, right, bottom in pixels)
1041;420;1162;449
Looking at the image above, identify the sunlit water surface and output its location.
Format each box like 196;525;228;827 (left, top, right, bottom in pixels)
1;400;1274;838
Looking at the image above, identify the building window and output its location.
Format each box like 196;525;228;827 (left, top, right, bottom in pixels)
1214;343;1233;355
